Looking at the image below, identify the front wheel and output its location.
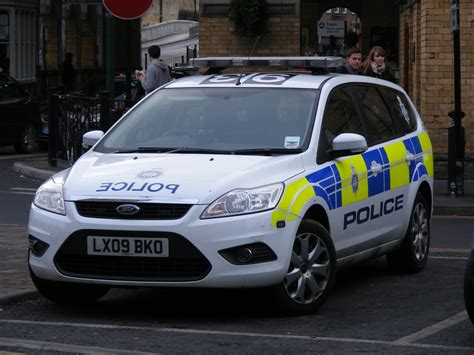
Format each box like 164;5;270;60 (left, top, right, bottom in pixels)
270;219;337;315
387;192;430;273
30;266;109;305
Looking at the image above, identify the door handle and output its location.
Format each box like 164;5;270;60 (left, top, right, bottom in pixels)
405;152;415;165
370;161;382;177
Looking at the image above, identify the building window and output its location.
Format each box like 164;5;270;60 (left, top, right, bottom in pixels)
12;9;36;82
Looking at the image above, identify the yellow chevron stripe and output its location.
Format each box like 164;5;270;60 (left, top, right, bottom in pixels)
272;177;315;227
384;141;409;189
335;155;368;207
418;131;434;177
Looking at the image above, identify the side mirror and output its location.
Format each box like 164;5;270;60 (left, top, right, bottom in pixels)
82;130;104;150
329;133;367;159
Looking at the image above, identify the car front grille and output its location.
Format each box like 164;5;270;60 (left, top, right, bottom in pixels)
75;201;192;220
54;230;211;282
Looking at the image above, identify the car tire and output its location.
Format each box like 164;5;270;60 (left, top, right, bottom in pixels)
464;252;474;324
14;123;37;154
386;192;430;273
29;266;109;305
270;219;336;315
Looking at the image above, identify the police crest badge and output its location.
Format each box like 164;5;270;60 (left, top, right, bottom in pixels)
351;164;358;194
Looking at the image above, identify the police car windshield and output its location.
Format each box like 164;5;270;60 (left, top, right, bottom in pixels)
94;87;319;154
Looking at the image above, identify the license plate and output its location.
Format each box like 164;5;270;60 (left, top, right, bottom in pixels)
87;236;169;257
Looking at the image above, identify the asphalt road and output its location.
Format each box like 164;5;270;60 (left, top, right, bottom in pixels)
0;152;43;225
0;250;472;354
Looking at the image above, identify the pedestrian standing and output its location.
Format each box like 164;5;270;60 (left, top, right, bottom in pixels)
362;46;396;83
136;45;171;95
335;47;363;75
60;52;76;92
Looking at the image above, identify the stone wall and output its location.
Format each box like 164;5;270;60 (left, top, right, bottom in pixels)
141;0;197;27
199;17;300;57
400;0;474;157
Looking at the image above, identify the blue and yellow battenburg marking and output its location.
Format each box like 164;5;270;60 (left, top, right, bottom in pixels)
271;133;433;226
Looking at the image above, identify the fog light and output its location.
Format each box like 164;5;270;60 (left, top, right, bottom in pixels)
218;242;277;265
236;247;253;263
29;235;49;257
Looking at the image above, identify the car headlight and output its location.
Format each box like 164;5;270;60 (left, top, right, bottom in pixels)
201;183;284;219
33;178;66;215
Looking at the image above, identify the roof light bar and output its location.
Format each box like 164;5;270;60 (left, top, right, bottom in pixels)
189;56;344;69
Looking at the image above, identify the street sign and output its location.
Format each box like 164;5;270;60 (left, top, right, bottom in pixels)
317;20;345;37
102;0;153;20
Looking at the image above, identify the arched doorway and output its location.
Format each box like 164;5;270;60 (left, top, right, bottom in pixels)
300;0;399;63
311;7;361;56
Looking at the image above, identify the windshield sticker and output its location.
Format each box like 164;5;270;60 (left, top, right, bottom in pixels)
96;182;179;194
284;136;300;149
200;73;295;86
397;95;411;125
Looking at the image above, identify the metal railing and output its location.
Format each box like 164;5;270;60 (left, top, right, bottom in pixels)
47;89;137;167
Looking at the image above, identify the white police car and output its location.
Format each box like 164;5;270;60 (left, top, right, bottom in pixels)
29;57;433;315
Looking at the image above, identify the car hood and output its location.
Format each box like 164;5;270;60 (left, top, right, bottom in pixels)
62;152;305;204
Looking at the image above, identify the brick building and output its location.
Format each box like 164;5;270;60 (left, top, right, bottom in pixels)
199;0;473;159
141;0;198;26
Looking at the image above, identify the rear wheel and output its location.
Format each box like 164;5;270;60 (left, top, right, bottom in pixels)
30;266;109;305
387;192;430;273
14;123;37;153
270;219;336;315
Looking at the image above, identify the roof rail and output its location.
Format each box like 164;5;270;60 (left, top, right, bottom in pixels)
173;56;344;75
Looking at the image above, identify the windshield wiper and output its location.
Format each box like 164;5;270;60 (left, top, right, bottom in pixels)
231;148;303;156
172;147;231;154
113;147;231;154
113;147;184;154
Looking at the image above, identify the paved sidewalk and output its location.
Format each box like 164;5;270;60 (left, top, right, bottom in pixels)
2;157;473;306
0;225;36;305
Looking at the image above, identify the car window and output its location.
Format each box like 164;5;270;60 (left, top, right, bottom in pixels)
94;87;319;153
379;87;418;134
352;85;398;146
318;86;365;163
0;76;20;101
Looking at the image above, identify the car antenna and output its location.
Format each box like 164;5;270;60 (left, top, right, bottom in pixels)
236;35;260;86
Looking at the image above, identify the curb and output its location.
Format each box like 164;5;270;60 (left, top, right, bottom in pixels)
0;289;38;306
433;206;474;216
13;162;57;180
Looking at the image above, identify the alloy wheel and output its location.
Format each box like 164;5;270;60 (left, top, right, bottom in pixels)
284;232;330;305
411;201;429;261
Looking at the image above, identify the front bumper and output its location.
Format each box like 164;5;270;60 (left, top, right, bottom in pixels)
28;201;299;288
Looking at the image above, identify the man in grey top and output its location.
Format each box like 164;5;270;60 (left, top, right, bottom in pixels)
137;45;171;94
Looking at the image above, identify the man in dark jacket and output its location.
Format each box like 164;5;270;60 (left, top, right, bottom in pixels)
60;52;76;91
137;45;171;95
335;47;362;75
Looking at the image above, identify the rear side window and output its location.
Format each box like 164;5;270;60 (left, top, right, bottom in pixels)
379;87;418;133
352;85;397;146
318;86;365;163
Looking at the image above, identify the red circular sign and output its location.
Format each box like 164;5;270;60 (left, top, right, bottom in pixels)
103;0;153;20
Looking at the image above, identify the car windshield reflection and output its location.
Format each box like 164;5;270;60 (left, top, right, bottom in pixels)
94;87;319;154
